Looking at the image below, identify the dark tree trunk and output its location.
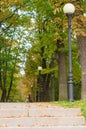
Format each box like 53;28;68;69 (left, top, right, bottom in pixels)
44;73;51;101
40;46;52;102
6;55;17;102
1;52;7;102
40;46;47;101
6;72;14;102
57;42;68;100
0;51;2;91
77;36;86;100
49;74;55;101
49;58;55;101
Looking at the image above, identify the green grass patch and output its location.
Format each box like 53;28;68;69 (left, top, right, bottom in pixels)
54;100;86;119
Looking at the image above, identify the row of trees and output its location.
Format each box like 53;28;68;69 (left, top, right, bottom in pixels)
0;0;31;101
25;0;86;101
0;0;86;102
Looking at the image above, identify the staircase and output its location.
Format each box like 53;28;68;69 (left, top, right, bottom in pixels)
0;102;86;130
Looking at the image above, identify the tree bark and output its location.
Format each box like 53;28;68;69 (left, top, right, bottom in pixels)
77;36;86;100
57;42;68;101
48;57;55;101
49;75;55;101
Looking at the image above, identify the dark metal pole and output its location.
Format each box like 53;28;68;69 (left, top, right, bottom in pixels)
67;14;74;101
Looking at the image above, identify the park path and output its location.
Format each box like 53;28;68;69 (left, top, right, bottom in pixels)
0;102;86;130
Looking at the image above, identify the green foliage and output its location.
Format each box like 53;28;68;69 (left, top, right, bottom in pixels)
24;0;86;101
0;0;86;101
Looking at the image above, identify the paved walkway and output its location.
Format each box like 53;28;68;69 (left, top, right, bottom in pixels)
0;102;86;130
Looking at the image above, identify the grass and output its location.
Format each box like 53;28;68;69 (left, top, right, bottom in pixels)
54;100;86;119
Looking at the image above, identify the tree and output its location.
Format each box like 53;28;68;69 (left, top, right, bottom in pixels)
24;0;86;101
72;0;86;100
77;36;86;100
0;0;32;101
24;0;57;101
1;0;85;102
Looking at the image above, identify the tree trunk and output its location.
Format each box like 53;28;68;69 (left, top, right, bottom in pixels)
1;54;7;102
44;73;51;101
6;56;17;101
77;36;86;100
49;57;55;101
57;42;68;101
49;75;55;101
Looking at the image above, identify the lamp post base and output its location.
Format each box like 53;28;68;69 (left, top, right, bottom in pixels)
68;73;74;102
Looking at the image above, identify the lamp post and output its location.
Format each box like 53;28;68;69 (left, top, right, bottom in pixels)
63;3;75;101
38;66;42;72
38;66;42;101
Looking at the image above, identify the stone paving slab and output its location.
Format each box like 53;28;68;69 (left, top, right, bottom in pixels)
0;103;29;109
0;108;81;117
0;117;85;127
0;126;86;130
0;103;65;109
28;108;81;117
0;109;28;118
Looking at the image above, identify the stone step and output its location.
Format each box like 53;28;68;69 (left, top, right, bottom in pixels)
0;103;85;130
0;126;86;130
0;103;68;109
0;103;52;109
0;116;85;127
0;108;81;118
0;109;28;118
0;103;29;109
28;108;81;117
